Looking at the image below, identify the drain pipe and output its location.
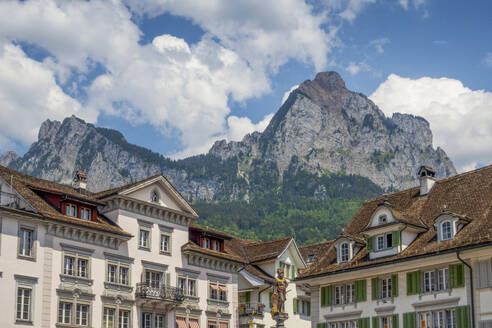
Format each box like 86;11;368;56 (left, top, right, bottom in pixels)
457;250;475;328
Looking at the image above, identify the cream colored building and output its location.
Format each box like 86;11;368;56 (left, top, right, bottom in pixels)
297;165;492;328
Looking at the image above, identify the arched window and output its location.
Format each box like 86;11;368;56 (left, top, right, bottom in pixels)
151;190;159;203
340;243;350;262
441;221;453;240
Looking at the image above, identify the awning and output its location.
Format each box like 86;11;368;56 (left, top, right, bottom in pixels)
210;284;219;290
219;322;228;328
218;285;227;292
176;317;187;328
189;319;200;328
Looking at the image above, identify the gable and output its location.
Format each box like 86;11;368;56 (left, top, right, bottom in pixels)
367;207;396;228
279;240;307;269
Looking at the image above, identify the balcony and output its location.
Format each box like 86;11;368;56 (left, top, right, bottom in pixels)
135;283;185;310
239;303;265;317
0;190;34;212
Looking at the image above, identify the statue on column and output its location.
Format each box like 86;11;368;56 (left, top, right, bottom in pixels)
271;268;288;315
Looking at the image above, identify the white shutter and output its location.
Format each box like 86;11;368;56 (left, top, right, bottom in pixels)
477;259;492;288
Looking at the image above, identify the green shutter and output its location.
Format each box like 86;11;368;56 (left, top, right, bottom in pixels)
355;280;367;302
307;301;311;316
391;274;399;297
358;318;370;328
245;291;251;303
321;286;332;307
291;265;296;279
450;263;465;288
326;285;332;306
403;312;416;328
407;271;420;295
371;277;379;300
367;237;374;252
269;292;273;308
392;314;399;328
320;286;326;307
392;230;401;247
317;324;326;328
280;262;285;269
372;316;379;328
293;298;298;314
456;305;470;328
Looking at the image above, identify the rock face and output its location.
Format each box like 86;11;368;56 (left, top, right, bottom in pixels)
0;151;19;167
5;72;456;198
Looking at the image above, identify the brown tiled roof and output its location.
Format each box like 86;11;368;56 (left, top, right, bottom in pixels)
93;174;163;199
189;223;234;239
243;265;275;283
242;237;294;263
299;240;335;268
0;165;131;237
181;241;247;264
298;164;492;279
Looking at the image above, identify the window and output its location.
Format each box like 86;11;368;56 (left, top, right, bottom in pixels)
155;314;165;328
18;227;34;257
420;268;449;293
307;254;315;263
203;238;211;249
76;304;89;326
139;228;150;249
340;243;350;262
16;287;32;321
142;313;152;328
212;240;221;251
63;253;90;278
438;268;449;291
379;215;388;224
334;283;354;305
58;302;73;324
66;204;77;217
160;234;170;253
328;321;358;328
118;310;130;328
424;271;436;293
178;276;197;297
145;270;162;288
376;233;393;251
441;221;453;240
106;261;130;286
209;281;227;301
381;316;392;328
103;307;115;328
419;310;456;328
380;277;392;299
80;208;91;220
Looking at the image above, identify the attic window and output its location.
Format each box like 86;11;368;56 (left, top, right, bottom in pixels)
66;204;77;217
151;190;159;203
378;215;387;224
441;221;453;240
340;243;350;262
307;254;315;263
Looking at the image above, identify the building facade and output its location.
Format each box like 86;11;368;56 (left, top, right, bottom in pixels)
297;165;492;328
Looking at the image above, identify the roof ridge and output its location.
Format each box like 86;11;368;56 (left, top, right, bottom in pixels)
434;164;492;184
299;239;334;248
244;236;293;247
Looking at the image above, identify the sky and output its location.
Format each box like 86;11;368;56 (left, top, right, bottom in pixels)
0;0;491;172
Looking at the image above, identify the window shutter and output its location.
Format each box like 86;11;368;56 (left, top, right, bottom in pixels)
392;314;399;328
293;298;298;314
245;291;251;303
321;286;332;307
366;237;374;252
403;312;416;328
450;263;465;288
269;292;273;308
456;305;470;328
391;274;399;297
371;277;379;300
407;271;420;295
392;230;401;248
280;262;285;269
358;318;370;328
291;265;296;279
355;280;367;302
317;324;328;328
326;285;332;306
320;286;326;307
307;301;311;316
478;259;492;288
372;317;379;328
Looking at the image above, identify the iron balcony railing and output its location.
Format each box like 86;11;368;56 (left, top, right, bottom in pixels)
135;283;185;303
0;190;32;211
239;303;265;316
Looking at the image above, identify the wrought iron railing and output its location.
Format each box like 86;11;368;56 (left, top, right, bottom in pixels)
135;283;185;302
0;190;32;211
239;303;265;316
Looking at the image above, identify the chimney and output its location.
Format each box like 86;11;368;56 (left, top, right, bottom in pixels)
417;166;436;196
73;170;87;192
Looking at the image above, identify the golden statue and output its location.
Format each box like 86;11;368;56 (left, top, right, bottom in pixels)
271;268;288;315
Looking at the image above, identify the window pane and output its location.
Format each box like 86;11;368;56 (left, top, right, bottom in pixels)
119;310;130;328
108;264;117;283
64;256;75;275
78;258;88;278
104;308;115;328
119;266;129;285
16;287;31;320
19;228;33;257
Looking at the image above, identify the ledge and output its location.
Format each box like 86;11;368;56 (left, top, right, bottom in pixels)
324;310;362;321
412;296;460;309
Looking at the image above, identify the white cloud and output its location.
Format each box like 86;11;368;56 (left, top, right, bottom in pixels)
281;85;300;105
0;0;340;156
0;42;94;150
226;114;274;141
484;52;492;67
370;74;492;172
339;0;376;22
346;61;371;75
370;37;390;54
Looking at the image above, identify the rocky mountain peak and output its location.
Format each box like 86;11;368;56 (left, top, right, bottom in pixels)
297;71;348;109
0;151;19;167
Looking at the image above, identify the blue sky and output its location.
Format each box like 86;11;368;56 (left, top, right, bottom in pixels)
0;0;491;171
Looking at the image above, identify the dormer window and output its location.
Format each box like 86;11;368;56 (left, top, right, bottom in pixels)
441;221;453;240
340;243;350;262
376;233;392;251
211;240;221;251
66;204;77;217
151;190;159;203
203;238;211;249
80;208;91;220
307;254;315;263
378;215;387;224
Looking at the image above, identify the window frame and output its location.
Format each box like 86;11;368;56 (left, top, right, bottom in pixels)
16;286;33;322
18;224;36;260
178;275;198;297
333;282;355;305
375;233;393;252
159;233;171;255
66;203;77;217
379;276;392;300
80;207;92;220
209;281;228;302
105;260;131;286
340;242;350;262
62;251;91;279
421;267;450;294
441;221;453;241
138;227;151;250
203;238;211;249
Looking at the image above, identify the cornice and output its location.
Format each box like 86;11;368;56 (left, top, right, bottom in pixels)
184;252;241;274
